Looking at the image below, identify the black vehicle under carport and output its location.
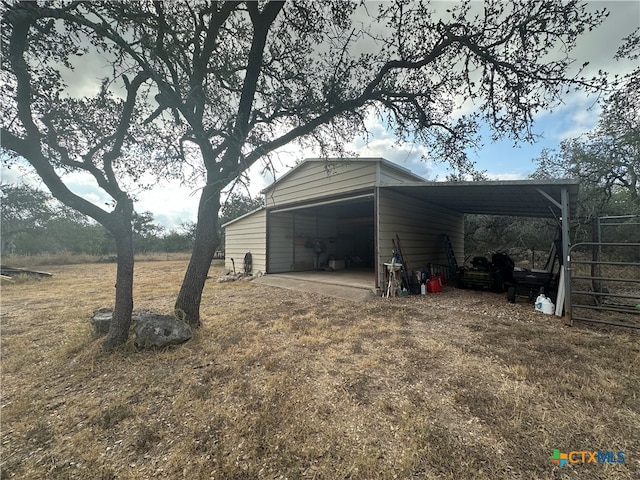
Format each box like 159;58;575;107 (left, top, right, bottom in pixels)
509;268;556;302
456;252;515;293
456;238;562;304
508;238;563;303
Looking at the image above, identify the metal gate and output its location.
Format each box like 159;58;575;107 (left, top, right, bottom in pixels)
567;239;640;329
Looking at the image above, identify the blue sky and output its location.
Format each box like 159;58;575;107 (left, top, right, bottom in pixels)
2;1;638;229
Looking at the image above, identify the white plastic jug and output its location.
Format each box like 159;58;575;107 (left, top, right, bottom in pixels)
541;297;555;315
535;294;555;315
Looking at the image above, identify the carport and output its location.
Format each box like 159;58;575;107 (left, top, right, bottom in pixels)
382;178;579;315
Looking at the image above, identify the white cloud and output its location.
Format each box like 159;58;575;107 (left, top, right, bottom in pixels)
134;178;199;229
483;171;529;181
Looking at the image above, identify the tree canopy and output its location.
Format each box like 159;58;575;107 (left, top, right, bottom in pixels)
47;1;611;176
0;183;58;241
0;183;196;256
0;183;107;255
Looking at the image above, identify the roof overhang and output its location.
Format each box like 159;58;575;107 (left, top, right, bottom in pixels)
382;179;579;219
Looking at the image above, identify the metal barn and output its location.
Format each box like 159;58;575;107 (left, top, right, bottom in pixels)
223;158;577;306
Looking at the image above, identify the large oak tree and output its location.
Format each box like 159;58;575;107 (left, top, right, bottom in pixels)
1;2;178;349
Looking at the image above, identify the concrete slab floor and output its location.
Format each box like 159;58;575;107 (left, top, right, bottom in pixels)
253;268;378;302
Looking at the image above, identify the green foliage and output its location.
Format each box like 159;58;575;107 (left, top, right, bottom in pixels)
464;215;559;266
0;183;107;255
530;66;639;246
131;211;165;253
1;183;56;239
162;229;194;253
16;219;109;255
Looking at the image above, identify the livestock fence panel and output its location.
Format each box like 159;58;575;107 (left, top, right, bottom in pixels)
567;240;640;329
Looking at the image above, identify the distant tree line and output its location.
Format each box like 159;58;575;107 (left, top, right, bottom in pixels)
463;183;638;268
0;184;262;257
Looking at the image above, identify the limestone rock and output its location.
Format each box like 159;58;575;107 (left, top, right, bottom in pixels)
217;275;238;283
134;314;192;349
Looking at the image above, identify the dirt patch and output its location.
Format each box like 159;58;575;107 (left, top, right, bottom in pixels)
1;261;638;479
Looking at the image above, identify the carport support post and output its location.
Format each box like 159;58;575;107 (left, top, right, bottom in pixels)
561;186;571;323
536;185;572;322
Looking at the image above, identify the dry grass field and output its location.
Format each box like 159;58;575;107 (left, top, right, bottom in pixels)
1;259;638;479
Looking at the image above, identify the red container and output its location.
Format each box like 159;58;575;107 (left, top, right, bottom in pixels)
426;277;442;293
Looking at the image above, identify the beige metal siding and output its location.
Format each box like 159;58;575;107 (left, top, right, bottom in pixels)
377;188;463;287
266;160;378;208
224;209;267;274
267;213;293;273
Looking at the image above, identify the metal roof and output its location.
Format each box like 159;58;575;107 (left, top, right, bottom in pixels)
382;179;579;219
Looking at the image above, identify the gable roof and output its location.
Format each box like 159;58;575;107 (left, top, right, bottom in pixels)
261;157;426;193
255;157;578;219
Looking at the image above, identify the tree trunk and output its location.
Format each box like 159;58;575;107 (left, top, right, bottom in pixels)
103;208;135;351
174;184;221;327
